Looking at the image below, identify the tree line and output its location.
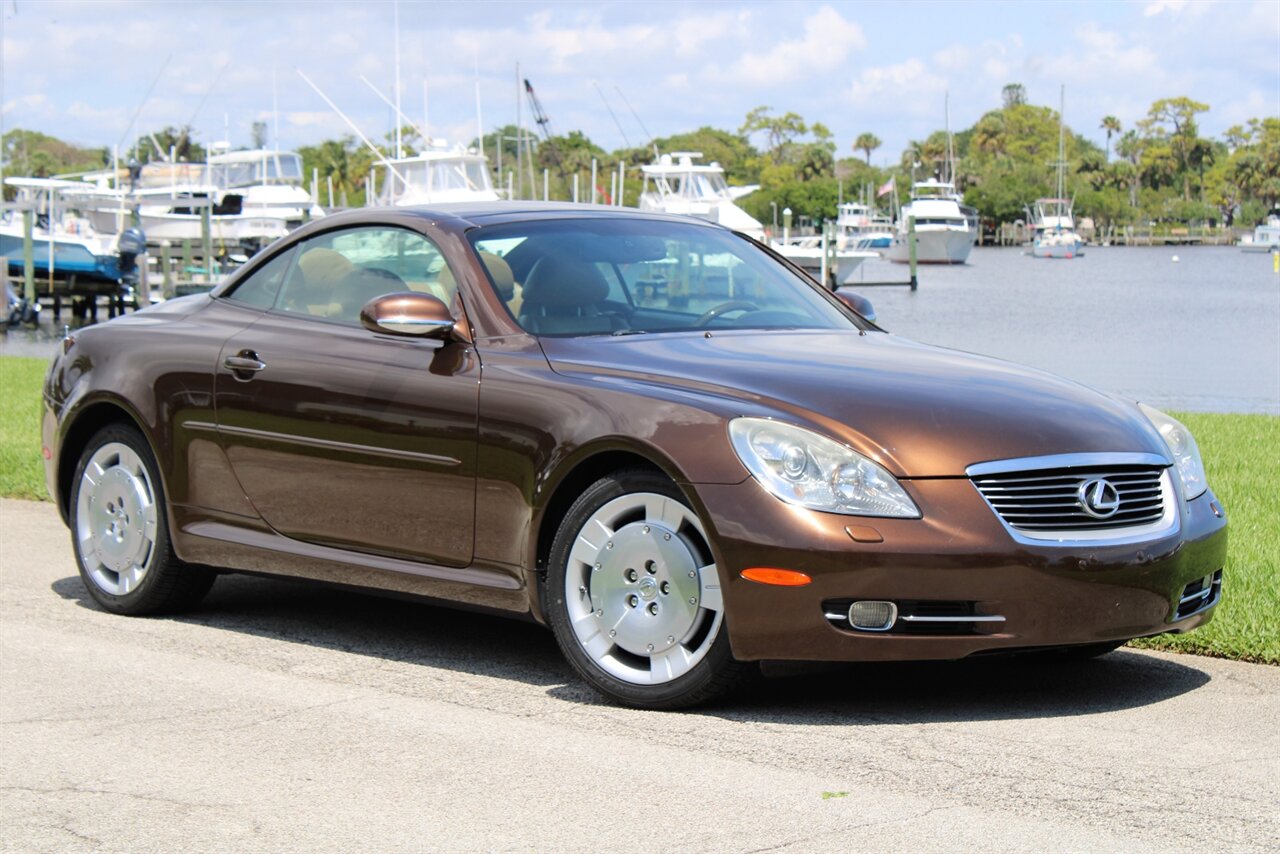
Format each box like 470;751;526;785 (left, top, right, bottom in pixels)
4;86;1277;228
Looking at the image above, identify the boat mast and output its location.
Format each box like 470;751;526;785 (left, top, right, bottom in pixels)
944;91;955;185
1057;84;1066;203
393;0;403;159
474;55;484;159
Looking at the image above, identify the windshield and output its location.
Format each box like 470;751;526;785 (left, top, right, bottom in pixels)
468;218;856;337
388;159;491;198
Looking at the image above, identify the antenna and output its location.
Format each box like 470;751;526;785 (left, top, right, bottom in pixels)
393;0;402;159
474;56;484;158
360;75;428;147
184;60;229;132
614;86;655;153
592;81;631;149
297;69;406;183
115;53;173;155
272;65;280;151
944;91;954;185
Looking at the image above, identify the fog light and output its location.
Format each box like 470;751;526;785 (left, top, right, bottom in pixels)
848;600;897;631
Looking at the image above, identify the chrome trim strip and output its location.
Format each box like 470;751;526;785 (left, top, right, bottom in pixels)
897;614;1007;623
966;452;1170;477
190;422;461;467
1177;577;1222;620
1179;575;1216;606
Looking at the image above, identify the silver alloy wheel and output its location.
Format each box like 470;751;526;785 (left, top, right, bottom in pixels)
564;491;724;685
75;442;159;597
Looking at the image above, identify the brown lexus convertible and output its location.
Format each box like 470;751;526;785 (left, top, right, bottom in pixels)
41;203;1227;708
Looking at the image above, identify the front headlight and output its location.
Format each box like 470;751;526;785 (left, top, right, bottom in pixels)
1139;404;1207;500
728;417;920;518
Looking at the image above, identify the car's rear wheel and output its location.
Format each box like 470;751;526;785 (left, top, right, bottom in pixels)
70;423;214;615
545;469;749;709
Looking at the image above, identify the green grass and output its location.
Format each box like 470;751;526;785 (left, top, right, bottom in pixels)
0;354;1276;663
0;356;48;501
1130;412;1280;665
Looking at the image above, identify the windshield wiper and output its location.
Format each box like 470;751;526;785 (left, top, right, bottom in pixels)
611;329;648;336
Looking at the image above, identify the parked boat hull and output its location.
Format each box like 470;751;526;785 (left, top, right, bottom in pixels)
886;228;973;264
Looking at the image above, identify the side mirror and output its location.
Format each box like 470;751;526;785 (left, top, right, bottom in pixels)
360;292;457;339
834;289;876;323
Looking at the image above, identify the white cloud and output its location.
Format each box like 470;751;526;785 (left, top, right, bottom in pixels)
848;59;947;112
731;6;867;85
2;93;49;115
1143;0;1215;17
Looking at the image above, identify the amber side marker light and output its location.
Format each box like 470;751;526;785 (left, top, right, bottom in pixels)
741;568;812;587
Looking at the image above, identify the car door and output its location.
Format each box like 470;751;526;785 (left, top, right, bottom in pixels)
214;224;478;567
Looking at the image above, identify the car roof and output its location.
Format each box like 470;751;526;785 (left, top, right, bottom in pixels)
330;201;726;230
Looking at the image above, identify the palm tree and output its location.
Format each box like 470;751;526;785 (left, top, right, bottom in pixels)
853;132;881;165
1100;116;1121;163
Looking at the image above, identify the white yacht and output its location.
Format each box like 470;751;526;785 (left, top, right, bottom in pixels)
1029;198;1085;258
886;179;975;265
835;202;894;251
638;152;765;235
207;148;325;228
639;152;875;285
1239;208;1280;253
66;150;321;248
372;143;499;206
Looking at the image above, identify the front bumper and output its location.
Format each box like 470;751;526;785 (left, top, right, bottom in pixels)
695;476;1227;662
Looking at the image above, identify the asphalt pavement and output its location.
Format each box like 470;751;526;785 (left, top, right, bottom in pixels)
2;497;1277;852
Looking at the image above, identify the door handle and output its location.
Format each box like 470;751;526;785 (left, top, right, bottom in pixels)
224;352;266;374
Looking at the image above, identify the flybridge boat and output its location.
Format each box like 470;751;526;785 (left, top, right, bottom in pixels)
1239;208;1280;253
886;179;976;265
64;148;323;248
836;202;895;251
372;143;500;206
638;152;764;235
1030;198;1085;259
639;152;875;285
207;148;325;228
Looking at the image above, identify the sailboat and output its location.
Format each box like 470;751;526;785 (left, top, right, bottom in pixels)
1030;87;1085;259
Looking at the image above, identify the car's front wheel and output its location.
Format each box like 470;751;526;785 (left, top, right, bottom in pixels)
70;423;214;615
545;469;749;709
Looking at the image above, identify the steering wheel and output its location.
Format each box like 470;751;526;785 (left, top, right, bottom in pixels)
693;300;761;327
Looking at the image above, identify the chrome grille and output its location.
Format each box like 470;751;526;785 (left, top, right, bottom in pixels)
972;464;1167;533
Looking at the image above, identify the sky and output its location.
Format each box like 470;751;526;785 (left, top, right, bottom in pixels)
2;0;1278;168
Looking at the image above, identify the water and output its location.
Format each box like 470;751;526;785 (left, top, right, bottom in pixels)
3;246;1278;414
851;245;1280;415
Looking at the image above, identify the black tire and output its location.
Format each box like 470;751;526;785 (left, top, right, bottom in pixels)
544;468;750;709
69;423;214;615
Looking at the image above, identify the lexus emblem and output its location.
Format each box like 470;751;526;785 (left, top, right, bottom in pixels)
1078;478;1121;518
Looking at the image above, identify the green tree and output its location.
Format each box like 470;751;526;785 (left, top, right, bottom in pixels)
1138;96;1210;200
1;129;107;188
739;106;807;165
853;132;881;165
1002;83;1027;109
1100;116;1121;162
132;125;205;164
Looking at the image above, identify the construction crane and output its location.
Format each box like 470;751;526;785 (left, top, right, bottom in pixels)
523;78;565;180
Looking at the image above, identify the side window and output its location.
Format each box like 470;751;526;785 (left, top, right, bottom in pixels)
275;226;453;325
593;262;631;304
224;247;295;309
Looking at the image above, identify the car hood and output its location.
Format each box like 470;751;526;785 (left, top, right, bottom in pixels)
538;329;1169;478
